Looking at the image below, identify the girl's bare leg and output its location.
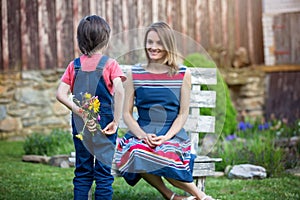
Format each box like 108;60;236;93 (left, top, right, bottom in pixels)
165;178;213;200
141;173;191;200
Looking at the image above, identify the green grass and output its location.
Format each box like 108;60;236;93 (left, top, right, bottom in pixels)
0;141;299;200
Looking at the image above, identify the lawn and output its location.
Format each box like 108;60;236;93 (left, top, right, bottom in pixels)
0;141;299;200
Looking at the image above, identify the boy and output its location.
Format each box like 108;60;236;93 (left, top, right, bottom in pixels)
56;15;125;200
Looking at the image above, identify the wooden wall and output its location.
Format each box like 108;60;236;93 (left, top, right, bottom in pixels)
265;71;300;123
273;12;300;65
0;0;264;71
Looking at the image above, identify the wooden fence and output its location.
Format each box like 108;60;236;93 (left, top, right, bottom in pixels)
0;0;264;71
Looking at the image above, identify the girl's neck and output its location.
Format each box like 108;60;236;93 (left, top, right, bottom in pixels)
146;62;169;73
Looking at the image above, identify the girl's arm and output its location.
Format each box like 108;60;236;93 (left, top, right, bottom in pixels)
122;70;148;139
112;77;124;124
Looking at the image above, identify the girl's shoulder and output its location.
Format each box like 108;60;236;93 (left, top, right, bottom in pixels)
178;64;187;71
177;65;189;74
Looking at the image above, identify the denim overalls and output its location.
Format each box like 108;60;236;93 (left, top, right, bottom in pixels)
71;55;117;200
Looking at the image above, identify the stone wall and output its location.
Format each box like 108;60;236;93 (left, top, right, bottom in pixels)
0;67;266;140
0;69;70;140
220;68;266;120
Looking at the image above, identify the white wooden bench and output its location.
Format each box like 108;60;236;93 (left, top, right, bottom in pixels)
113;66;222;192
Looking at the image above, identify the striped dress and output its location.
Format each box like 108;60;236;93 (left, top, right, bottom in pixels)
115;64;195;186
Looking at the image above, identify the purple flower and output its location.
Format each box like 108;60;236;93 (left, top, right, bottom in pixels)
238;122;253;131
239;122;246;131
246;123;253;129
225;134;237;141
258;122;270;130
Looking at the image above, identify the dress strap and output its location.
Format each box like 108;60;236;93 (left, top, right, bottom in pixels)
73;57;81;77
96;55;109;69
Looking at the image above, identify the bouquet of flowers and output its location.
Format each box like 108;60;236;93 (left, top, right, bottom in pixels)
73;92;101;140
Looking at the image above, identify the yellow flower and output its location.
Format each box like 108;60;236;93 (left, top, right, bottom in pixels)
92;98;100;113
75;134;83;141
84;93;92;99
88;104;93;111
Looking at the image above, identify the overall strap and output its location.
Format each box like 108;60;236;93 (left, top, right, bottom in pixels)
96;55;109;69
73;57;81;77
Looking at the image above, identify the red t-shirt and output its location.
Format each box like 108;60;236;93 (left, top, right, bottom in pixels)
61;54;126;95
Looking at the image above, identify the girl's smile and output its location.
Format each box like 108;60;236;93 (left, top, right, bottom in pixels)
146;31;167;61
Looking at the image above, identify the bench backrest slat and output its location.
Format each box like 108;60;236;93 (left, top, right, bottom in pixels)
191;68;217;85
190;90;216;108
184;115;215;133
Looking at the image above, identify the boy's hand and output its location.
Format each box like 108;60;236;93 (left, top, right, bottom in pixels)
86;119;97;132
102;121;118;135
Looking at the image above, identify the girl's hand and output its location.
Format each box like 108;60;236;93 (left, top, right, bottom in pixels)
143;134;160;148
150;135;168;146
102;120;118;135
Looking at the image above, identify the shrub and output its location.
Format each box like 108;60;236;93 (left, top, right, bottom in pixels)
236;117;300;169
23;128;74;156
211;117;296;176
183;53;216;68
213;131;285;177
246;130;284;176
183;53;237;136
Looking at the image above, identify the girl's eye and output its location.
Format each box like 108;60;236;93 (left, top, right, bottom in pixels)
157;41;162;46
147;40;153;44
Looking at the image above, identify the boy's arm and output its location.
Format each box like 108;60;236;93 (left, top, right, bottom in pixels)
102;77;124;135
56;82;82;117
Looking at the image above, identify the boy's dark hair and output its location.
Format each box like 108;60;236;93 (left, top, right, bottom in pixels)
77;15;111;56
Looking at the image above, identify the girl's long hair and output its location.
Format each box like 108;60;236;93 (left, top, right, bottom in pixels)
144;22;179;75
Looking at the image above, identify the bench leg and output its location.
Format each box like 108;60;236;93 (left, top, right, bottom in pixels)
195;177;206;192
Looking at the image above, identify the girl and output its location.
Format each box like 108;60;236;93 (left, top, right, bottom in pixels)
115;22;214;200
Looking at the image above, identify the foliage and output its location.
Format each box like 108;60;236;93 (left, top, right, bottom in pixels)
271;118;300;138
213;131;284;177
239;117;300;169
211;117;300;176
183;53;238;135
117;128;126;138
1;141;300;200
23;128;74;156
183;53;216;68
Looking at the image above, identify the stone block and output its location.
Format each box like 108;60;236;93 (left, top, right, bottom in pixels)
48;155;71;168
0;117;22;131
0;106;6;120
228;164;267;179
22;155;50;164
